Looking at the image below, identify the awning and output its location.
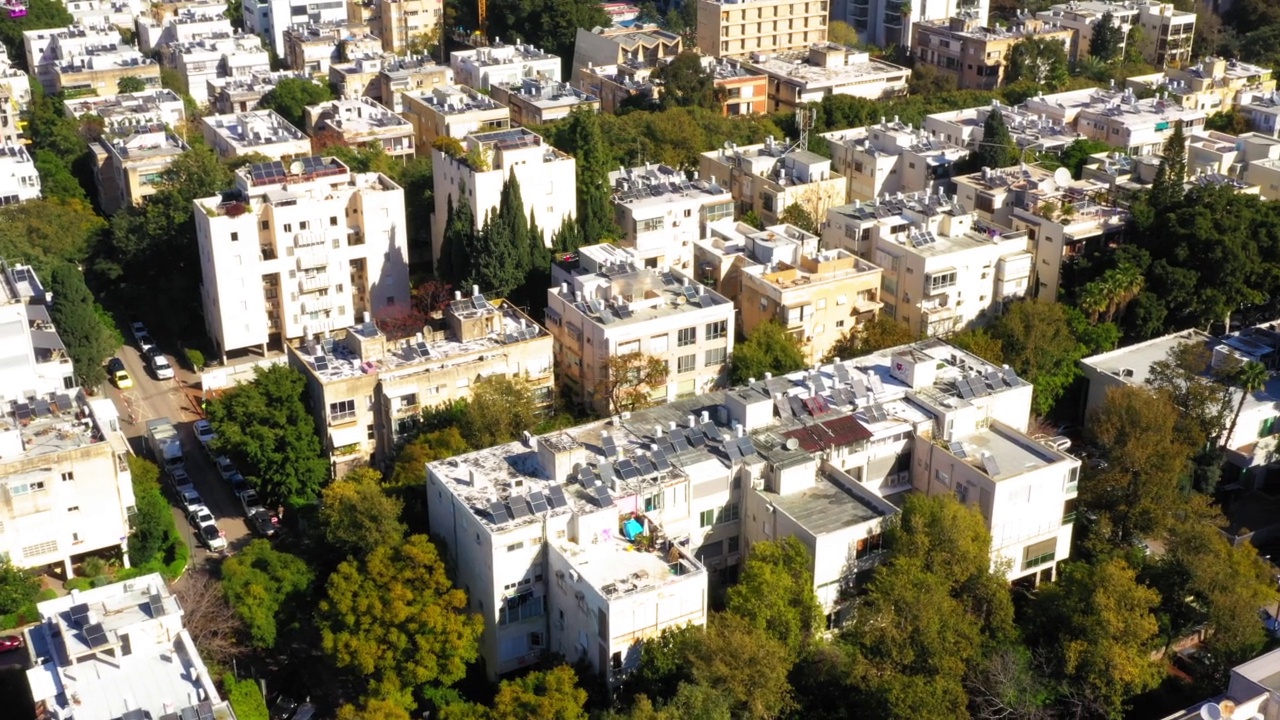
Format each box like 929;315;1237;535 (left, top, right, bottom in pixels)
329;425;365;449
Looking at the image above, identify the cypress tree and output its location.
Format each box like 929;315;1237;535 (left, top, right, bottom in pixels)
1089;12;1121;64
565;108;617;243
1150;120;1187;211
977;110;1019;170
441;195;477;287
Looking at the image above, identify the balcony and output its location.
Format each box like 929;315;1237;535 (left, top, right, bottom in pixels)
301;295;335;313
299;273;330;292
294;231;326;248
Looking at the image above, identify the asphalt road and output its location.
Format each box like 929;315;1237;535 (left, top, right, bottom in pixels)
100;339;253;567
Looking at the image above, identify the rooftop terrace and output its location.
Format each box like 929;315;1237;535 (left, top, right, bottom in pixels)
558;524;703;600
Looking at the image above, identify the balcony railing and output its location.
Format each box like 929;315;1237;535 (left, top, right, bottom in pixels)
299;274;330;292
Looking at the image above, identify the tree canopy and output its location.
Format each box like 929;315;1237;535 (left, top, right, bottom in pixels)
989;300;1086;416
824;315;915;362
221;540;314;649
724;537;822;653
1005;37;1069;92
653;52;723;111
598;352;670;413
975;109;1019;170
47;262;117;388
731;320;806;384
1088;11;1123;63
257;77;332;131
319;467;406;559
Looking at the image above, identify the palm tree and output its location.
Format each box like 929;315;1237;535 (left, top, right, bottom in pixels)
1224;361;1270;450
1079;281;1108;323
1106;263;1144;322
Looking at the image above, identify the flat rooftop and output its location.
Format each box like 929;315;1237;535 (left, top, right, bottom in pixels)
101;126;188;160
553;253;734;328
950;423;1065;481
309;97;410;133
417;84;507;114
454;43;558;66
769;473;887;535
202;109;306;147
557;534;702;600
1081;328;1211;387
744;49;909;88
609;163;730;209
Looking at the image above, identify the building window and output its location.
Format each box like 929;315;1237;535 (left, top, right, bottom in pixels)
1022;538;1056;571
60;472;74;482
328;399;356;423
677;354;696;373
507;541;525;552
644;493;662;512
67;506;79;512
705;347;727;366
727;535;740;553
700;509;715;527
706;202;733;222
705;320;727;340
637;217;664;233
230;232;239;242
928;270;957;293
8;481;45;497
678;327;697;347
21;540;57;558
498;591;544;625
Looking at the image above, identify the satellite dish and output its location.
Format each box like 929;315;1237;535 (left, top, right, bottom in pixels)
785;438;800;451
289;160;304;175
1053;166;1072;187
1219;700;1236;718
1200;702;1223;720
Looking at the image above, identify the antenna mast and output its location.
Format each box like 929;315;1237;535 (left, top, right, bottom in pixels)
792;107;818;152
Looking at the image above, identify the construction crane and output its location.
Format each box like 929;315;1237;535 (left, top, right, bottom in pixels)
477;0;487;35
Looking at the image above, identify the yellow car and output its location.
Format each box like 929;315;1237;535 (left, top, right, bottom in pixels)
107;357;133;389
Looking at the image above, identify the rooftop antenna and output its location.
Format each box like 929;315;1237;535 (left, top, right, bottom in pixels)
791;106;818;153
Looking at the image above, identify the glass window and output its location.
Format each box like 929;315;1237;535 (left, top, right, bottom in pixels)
700;509;715;527
705;347;727;366
678;327;697;347
705;320;727;340
328;399;356;423
677;354;696;373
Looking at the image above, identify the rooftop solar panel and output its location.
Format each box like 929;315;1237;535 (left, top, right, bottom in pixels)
775;394;793;419
971;380;991;398
508;498;530;520
148;591;165;618
528;490;548;514
700;421;721;443
981;453;1002;477
637;456;655;476
852;377;868;400
489;501;511;523
590;484;614;508
985;370;1003;388
949;441;967;458
598;462;616;483
788;395;807;418
725;443;742;461
653;448;671;471
617;458;636;475
84;622;109;648
1002;367;1022;386
547;485;568;509
834;364;852;383
689;432;706;447
737;436;756;456
958;380;974;399
602;435;619;458
812;374;827;393
70;602;90;625
672;434;690;452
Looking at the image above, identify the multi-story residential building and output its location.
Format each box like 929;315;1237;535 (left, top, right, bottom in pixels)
283;23;379;77
90;125;189;214
695;0;828;58
362;0;443;54
24;23;161;97
430;128;576;262
376;56;454;113
1036;0;1194;67
824;191;1033;336
607;163;735;271
952;164;1126;300
1126;56;1274;113
833;0;990;48
401;84;510;150
571;26;682;82
24;22;118;91
136;5;232;53
290;290;553;474
64;87;187;130
164;33;272;104
699;136;847;226
0;49;31;147
24;574;232;719
192;156;410;359
1240;90;1280;139
490;78;600;127
822;118;971;202
709;58;769;115
695;221;883;361
1158;647;1280;720
739;44;911;112
451;43;561;92
0;261;135;577
1020;86;1206;157
329;54;387;102
912;15;1074;91
200;109;312;160
304;96;415;158
576;63;661;114
428;334;1077;681
64;0;148;29
545;243;737;413
243;0;350;55
0;144;41;206
1080;322;1280;488
924;99;1084;157
207;70;309;114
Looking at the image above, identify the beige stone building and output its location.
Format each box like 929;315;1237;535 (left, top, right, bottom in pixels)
200;109;312;160
91;125;189;215
401;84;510;149
699;136;847;227
1036;0;1193;67
358;0;443;54
695;221;882;362
570;26;682;82
1126;57;1275;113
283;23;379;77
912;16;1074;91
304;96;415;159
576;63;661;114
376;56;454;113
739;44;910;112
695;0;827;59
290;291;552;475
490;78;599;127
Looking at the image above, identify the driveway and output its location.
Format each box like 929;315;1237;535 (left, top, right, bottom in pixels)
101;341;254;567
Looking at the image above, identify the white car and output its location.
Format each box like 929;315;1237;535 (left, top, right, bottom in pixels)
193;419;215;449
129;321;148;343
239;489;261;517
215;455;237;480
177;488;203;515
188;506;226;552
146;348;174;380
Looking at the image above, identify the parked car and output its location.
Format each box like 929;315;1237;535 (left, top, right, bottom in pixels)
177;488;203;515
193;419;215;449
106;358;132;389
167;466;190;488
188;506;215;529
145;347;174;380
269;697;313;720
0;635;22;652
239;489;261;516
197;523;227;552
1172;646;1214;679
129;321;148;344
135;331;156;353
248;507;279;538
230;474;250;497
215;455;237;480
1260;608;1280;638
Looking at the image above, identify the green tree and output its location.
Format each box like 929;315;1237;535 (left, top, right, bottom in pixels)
1026;558;1162;718
1146;340;1233;452
318;534;483;707
725;537;822;653
257;77;332;130
824;314;915;362
470;179;530;298
1089;11;1123;63
461;374;540;448
336;698;414;720
739;210;765;230
597;352;670;413
439;195;477;284
627;624;702;703
32;149;89;203
126;456;173;567
206;364;329;508
483;0;608;71
320;467;407;559
0;198;105;271
221;540;314;649
731;320;806;384
778;202;817;234
1149;120;1187;211
989;300;1084;416
1005;37;1069;91
47;263;117;388
488;665;588;720
1056;138;1114;179
827;20;862;48
689;613;794;720
117;76;147;93
1083;385;1192;547
976;109;1019;170
653;52;722;111
0;559;41;615
1205;107;1250;135
1224;361;1270;451
947;328;1004;364
562;108;616;244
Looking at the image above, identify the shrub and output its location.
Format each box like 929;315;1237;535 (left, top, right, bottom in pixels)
184;347;205;371
222;673;269;720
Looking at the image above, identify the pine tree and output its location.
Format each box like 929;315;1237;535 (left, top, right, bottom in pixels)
470;179;532;298
977;110;1019;169
553;218;583;254
1150;120;1187;211
1089;12;1122;64
500;175;532;274
437;194;456;281
441;195;476;286
565;108;616;244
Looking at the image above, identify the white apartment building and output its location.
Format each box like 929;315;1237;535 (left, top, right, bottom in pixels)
283;23;381;78
700;136;847;227
1241;91;1280;139
924;99;1084;158
91;125;189;214
165;34;272;104
1037;0;1194;67
430;128;576;263
0;48;31;147
23;23;161;97
64;87;187;131
242;0;348;55
607;163;735;271
490;78;600;127
952;164;1127;299
192;156;410;359
1070;88;1207;157
136;5;233;53
1158;647;1280;720
24;574;232;720
545;244;736;414
290;292;553;476
375;56;455;113
1127;57;1275;114
207;70;308;114
824;191;1033;336
0;144;41;206
0;261;135;577
64;0;148;29
304;96;415;159
400;84;511;149
450;43;561;92
200;109;312;160
738;44;911;113
834;0;989;48
428;336;1078;680
822;119;971;203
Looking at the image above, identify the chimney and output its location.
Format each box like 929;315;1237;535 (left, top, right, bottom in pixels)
668;421;677;431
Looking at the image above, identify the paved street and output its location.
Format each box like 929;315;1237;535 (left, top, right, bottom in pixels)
99;339;253;567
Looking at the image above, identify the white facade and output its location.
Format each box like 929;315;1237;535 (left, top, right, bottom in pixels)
835;0;989;48
924;99;1084;158
0;48;31;147
23;22;159;96
0;144;41;206
450;43;561;92
400;84;511;148
545;244;737;414
200;109;312;160
64;0;148;29
430;128;576;262
607;163;735;271
136;6;233;53
192;156;410;359
242;0;348;55
64;87;187;130
825;191;1033;337
1037;1;1194;67
303;96;415;159
822;119;971;203
166;34;272;104
0;262;135;576
738;45;911;113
